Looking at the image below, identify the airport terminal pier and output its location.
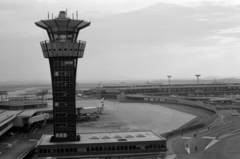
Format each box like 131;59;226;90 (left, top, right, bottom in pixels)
35;11;90;142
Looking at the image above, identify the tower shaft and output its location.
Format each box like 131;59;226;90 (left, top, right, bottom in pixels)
49;57;78;141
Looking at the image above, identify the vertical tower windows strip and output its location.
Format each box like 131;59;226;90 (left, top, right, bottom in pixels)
51;58;77;141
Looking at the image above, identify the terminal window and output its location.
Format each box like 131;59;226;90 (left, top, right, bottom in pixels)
56;133;67;138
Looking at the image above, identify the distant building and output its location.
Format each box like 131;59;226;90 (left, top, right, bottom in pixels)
211;78;224;84
86;83;240;99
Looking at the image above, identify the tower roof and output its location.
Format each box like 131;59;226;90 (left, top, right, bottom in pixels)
35;11;90;31
35;19;90;31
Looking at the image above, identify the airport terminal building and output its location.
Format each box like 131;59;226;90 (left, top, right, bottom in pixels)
0;102;50;139
87;83;240;99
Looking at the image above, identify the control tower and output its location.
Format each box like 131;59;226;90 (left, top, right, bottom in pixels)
35;11;90;142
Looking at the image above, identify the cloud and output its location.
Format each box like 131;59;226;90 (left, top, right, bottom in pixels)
214;27;240;34
3;1;240;81
195;18;210;21
205;36;240;44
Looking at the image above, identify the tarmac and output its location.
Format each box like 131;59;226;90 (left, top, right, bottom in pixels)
0;99;218;159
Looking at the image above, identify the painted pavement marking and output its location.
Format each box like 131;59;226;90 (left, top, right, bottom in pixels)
186;147;190;154
181;136;192;139
205;139;219;150
202;136;216;139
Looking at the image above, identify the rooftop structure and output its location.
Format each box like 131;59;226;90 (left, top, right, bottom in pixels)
35;11;90;142
0;110;21;126
37;130;166;158
39;131;165;145
0;110;22;136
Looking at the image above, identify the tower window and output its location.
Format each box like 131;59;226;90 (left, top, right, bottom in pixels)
54;102;70;107
63;93;69;97
67;34;73;40
161;144;165;149
59;35;66;42
54;34;59;40
63;61;73;66
54;71;72;77
74;148;77;152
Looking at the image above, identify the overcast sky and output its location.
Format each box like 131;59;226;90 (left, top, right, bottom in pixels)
1;0;240;83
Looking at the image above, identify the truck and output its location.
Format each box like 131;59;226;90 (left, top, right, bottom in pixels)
228;109;239;116
76;107;101;121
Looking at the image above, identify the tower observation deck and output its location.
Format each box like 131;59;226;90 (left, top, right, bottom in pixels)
35;11;90;142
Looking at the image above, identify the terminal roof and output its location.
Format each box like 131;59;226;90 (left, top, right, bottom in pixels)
0;91;8;94
0;110;22;127
0;101;45;106
119;84;240;90
17;108;52;117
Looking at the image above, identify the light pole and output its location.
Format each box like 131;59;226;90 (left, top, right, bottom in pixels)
195;75;201;85
167;76;171;96
167;76;171;85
